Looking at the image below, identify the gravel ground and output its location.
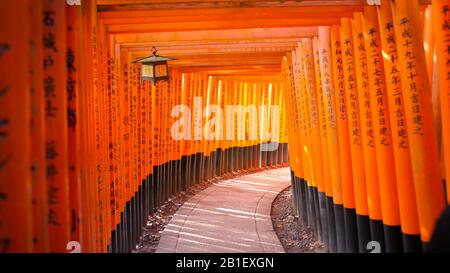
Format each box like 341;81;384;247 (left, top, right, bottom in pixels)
135;166;287;253
271;186;328;253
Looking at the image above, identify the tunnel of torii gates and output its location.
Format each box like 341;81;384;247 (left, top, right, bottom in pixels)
0;0;449;254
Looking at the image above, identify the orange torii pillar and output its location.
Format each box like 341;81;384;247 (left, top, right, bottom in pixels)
300;39;325;240
30;0;49;253
392;0;446;250
377;0;422;252
360;7;405;252
330;26;352;253
0;0;33;253
298;42;320;239
284;53;308;233
432;0;450;204
313;37;331;245
43;0;71;253
340;18;370;253
66;3;82;247
318;26;342;253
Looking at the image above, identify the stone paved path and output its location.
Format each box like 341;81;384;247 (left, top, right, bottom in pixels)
156;167;291;253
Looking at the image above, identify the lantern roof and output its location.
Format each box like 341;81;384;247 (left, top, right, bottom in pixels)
133;46;177;64
135;55;177;64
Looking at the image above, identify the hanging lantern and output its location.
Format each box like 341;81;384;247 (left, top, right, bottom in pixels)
133;46;177;84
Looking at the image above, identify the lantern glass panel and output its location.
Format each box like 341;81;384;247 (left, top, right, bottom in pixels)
141;64;154;78
155;63;168;77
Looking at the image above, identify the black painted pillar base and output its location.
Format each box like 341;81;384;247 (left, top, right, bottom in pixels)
326;197;337;253
343;207;358;253
402;233;422;253
356;214;371;253
318;191;328;244
334;204;346;253
384;224;404;253
369;219;385;253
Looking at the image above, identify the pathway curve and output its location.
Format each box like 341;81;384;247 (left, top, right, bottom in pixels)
155;167;291;253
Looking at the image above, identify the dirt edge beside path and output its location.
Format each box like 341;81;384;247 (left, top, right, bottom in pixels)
271;186;327;253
